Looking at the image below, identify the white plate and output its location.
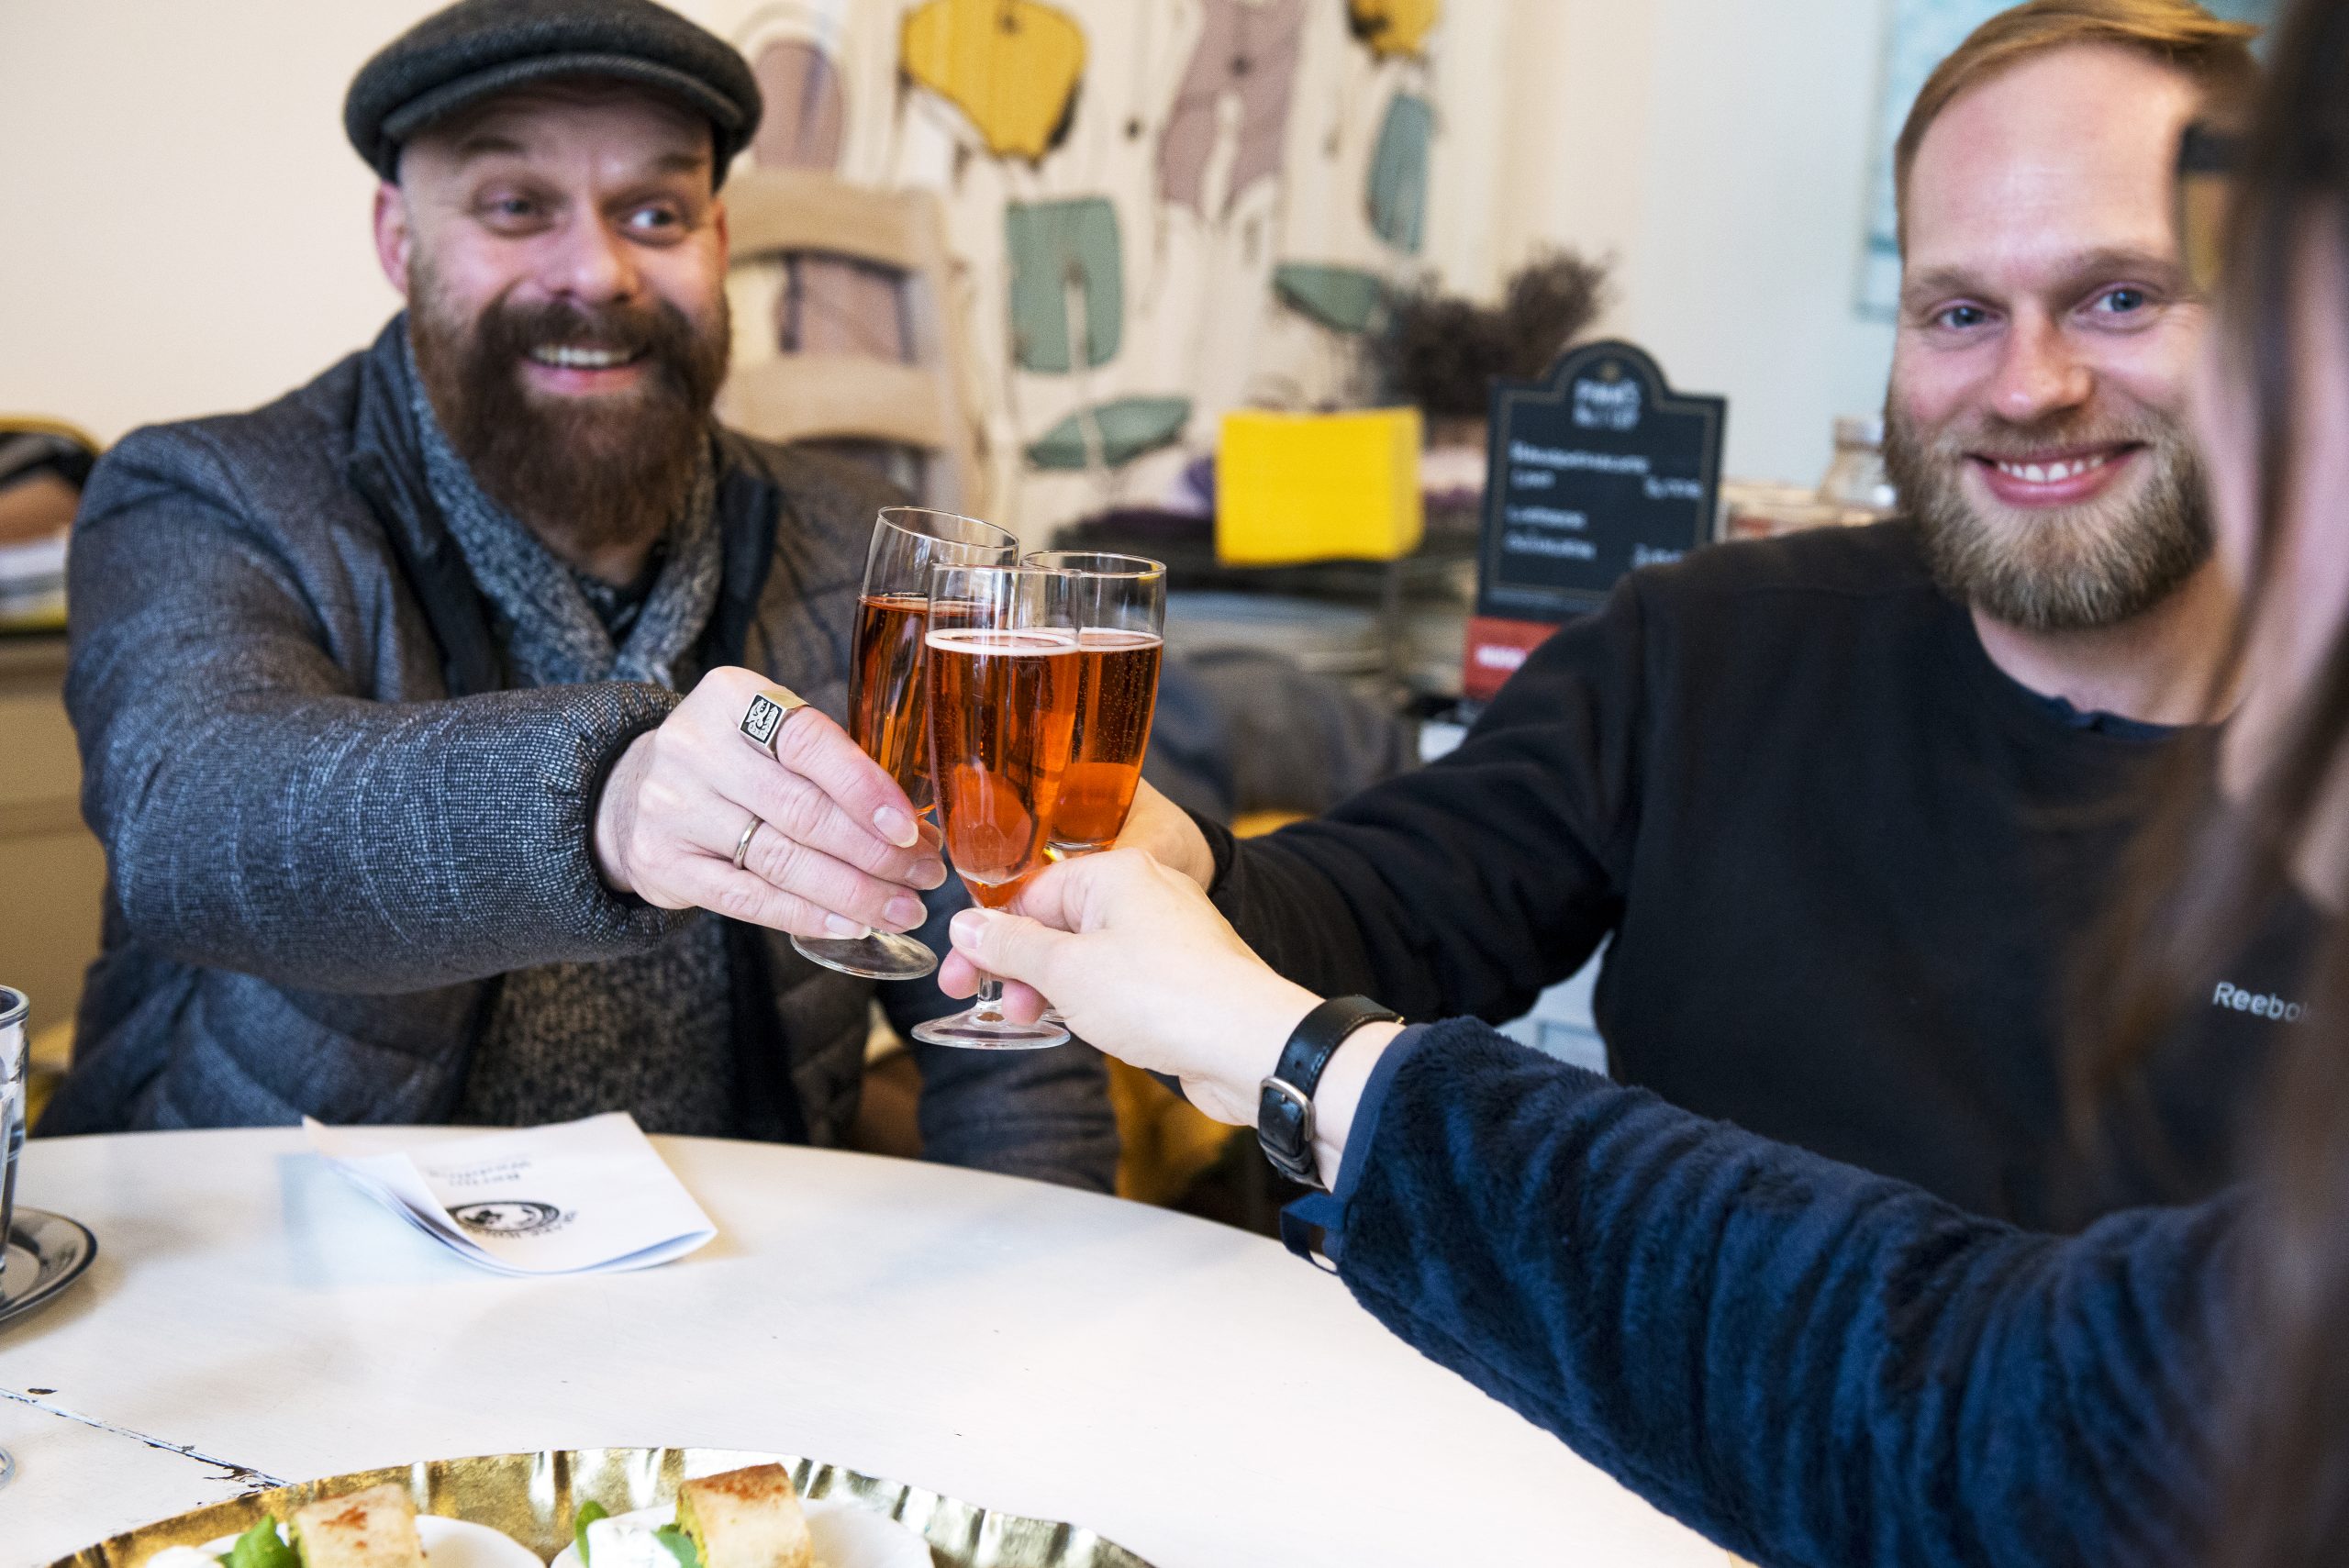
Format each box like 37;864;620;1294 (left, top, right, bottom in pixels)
159;1516;542;1568
550;1500;930;1568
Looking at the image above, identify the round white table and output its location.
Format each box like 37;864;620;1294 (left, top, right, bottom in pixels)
0;1129;1730;1568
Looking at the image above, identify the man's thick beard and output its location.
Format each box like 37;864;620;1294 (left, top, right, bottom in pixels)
408;265;729;566
1884;404;2213;632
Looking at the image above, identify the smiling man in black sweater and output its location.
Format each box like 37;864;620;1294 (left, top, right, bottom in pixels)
1104;1;2305;1230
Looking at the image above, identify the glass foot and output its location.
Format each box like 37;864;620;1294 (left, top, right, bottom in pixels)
791;930;939;981
912;1007;1070;1050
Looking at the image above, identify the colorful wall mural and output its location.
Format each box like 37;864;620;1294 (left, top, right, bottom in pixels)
720;0;1444;539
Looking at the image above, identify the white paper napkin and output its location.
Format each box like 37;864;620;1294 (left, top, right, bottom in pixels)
304;1112;717;1275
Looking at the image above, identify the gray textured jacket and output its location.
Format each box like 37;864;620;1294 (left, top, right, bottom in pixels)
44;318;1118;1191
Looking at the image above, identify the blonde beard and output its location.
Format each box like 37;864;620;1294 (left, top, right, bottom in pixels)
1883;410;2212;631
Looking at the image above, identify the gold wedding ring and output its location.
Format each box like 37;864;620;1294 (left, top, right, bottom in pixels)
732;814;762;872
738;685;809;761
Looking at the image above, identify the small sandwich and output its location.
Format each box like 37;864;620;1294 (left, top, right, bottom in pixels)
289;1486;429;1568
146;1484;427;1568
677;1466;813;1568
575;1463;813;1568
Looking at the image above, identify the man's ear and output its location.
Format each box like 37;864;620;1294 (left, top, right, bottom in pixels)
712;194;729;262
373;181;414;297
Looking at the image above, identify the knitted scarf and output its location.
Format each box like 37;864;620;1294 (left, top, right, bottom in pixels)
403;339;737;1134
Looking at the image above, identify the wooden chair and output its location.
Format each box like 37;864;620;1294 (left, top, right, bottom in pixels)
718;168;986;516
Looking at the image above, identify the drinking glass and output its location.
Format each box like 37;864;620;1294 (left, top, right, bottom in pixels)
1012;553;1166;1031
0;988;23;1279
0;985;24;1490
791;507;1019;980
914;565;1080;1049
1021;551;1167;857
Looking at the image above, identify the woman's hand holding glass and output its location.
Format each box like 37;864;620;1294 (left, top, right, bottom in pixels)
948;779;1213;1023
937;848;1403;1175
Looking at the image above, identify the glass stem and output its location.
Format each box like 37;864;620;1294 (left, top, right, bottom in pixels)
974;974;1006;1023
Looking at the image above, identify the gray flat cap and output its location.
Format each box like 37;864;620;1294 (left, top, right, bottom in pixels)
344;0;763;186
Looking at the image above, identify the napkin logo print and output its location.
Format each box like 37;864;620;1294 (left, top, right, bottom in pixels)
451;1199;570;1237
741;695;785;748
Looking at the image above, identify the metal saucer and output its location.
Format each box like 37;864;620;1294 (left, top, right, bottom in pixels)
0;1208;97;1327
55;1447;1155;1567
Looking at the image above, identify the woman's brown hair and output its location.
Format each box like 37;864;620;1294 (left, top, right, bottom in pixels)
2068;0;2349;1560
2214;0;2349;1556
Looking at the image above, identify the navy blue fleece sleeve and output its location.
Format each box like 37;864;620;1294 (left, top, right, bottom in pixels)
1324;1021;2240;1568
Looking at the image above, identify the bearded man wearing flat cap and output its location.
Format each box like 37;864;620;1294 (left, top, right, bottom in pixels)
44;0;1117;1190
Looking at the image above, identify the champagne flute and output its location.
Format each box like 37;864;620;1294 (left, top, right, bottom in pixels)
1016;552;1166;1032
791;506;1018;981
1021;551;1167;858
914;565;1080;1049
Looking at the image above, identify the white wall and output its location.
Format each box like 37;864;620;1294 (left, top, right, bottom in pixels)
3;0;1896;488
1632;0;1898;484
1434;0;1898;486
0;0;719;443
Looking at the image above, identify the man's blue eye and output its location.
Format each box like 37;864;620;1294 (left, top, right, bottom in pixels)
2096;286;2147;314
1936;304;1987;329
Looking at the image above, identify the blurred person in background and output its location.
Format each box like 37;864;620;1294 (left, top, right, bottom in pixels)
42;0;1114;1193
1112;0;2291;1232
941;5;2349;1561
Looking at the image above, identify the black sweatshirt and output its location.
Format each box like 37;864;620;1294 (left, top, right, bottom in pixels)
1207;519;2313;1229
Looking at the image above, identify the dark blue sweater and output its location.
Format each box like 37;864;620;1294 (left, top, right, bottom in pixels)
1307;1021;2243;1568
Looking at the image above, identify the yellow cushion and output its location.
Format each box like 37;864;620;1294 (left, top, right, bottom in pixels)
1217;407;1424;564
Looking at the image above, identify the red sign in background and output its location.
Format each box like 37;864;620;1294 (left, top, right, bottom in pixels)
1461;616;1561;704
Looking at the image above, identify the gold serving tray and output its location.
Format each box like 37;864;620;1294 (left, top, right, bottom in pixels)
45;1448;1155;1568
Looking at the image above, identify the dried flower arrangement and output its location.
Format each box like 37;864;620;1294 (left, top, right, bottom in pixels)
1364;250;1610;430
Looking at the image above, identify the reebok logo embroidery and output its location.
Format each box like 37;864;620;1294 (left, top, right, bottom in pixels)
2212;981;2308;1022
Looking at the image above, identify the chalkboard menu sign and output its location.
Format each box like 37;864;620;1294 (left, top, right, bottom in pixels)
1475;339;1726;621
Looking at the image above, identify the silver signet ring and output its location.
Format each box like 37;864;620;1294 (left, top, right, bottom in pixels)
738;686;811;762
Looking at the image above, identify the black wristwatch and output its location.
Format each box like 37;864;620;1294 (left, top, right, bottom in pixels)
1257;995;1402;1188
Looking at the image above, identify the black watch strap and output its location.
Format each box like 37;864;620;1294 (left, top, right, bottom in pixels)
1257;995;1402;1188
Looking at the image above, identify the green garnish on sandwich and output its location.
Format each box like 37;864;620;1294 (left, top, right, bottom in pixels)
574;1500;608;1564
571;1501;701;1568
572;1464;808;1568
147;1484;428;1568
222;1518;300;1568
